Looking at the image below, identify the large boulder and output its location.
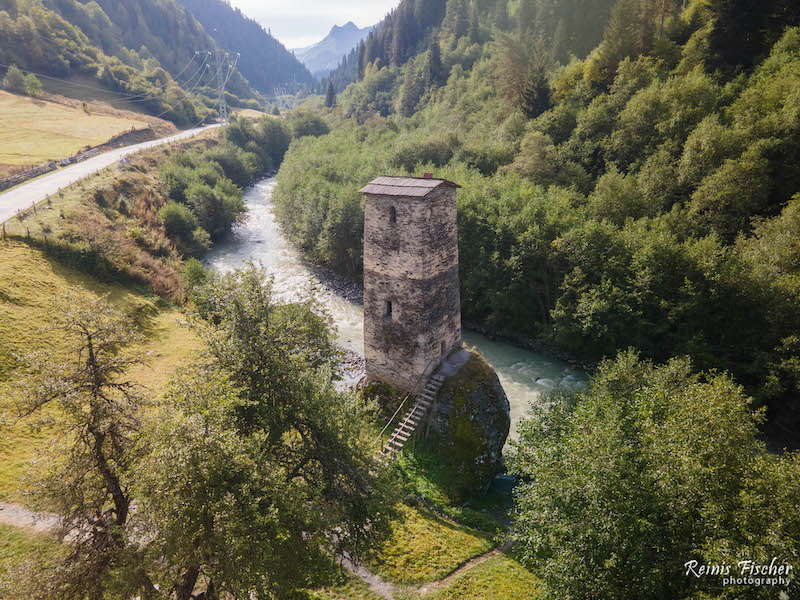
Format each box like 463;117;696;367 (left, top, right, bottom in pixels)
429;350;510;498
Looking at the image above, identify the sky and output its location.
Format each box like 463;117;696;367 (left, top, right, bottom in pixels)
228;0;399;49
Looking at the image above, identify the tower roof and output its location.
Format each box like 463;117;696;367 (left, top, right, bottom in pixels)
359;176;461;198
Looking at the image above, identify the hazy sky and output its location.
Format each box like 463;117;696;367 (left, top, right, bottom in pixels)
228;0;398;49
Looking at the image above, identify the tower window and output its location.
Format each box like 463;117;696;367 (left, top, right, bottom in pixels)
385;300;393;318
389;206;397;224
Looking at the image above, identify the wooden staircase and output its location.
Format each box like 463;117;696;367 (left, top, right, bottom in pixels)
378;373;446;462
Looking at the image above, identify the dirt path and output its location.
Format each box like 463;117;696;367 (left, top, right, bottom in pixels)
0;500;503;599
0;501;59;533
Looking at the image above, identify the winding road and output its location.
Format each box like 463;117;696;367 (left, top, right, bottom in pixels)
0;123;223;224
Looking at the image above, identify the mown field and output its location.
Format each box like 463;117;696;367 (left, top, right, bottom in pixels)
0;91;143;167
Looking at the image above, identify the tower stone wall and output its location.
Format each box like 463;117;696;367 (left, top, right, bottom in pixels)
362;181;462;393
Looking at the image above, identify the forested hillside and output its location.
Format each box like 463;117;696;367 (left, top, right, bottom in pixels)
177;0;317;95
0;0;276;125
274;0;800;427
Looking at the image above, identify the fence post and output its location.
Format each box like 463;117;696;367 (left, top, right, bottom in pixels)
32;201;37;215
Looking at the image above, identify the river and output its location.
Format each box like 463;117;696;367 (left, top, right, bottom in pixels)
207;177;586;441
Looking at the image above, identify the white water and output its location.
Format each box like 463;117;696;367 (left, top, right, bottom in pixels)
207;178;586;441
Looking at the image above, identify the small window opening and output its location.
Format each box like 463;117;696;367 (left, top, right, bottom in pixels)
385;300;393;318
389;206;397;224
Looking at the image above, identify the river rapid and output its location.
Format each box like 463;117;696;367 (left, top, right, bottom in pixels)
206;177;586;441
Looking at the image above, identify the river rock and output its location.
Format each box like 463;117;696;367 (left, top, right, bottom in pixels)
428;350;510;498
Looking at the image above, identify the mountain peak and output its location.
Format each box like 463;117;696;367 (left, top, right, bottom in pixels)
332;21;358;33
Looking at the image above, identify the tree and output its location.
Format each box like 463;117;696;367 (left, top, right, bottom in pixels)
425;30;444;87
493;0;509;30
3;64;25;93
400;62;424;117
134;265;397;597
23;73;42;96
444;0;468;39
511;351;800;600
324;78;335;108
521;59;551;118
9;295;150;600
391;5;409;66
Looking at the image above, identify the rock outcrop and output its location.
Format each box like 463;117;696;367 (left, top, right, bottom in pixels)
428;350;510;498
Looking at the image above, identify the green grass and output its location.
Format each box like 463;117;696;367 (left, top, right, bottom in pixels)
306;571;386;600
0;523;63;590
422;554;542;600
0;240;202;503
366;503;494;585
396;442;507;534
0;90;142;166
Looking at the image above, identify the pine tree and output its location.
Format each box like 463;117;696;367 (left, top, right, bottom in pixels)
493;0;509;31
445;0;468;39
400;64;423;117
324;79;335;108
467;0;479;43
427;29;444;86
516;0;537;35
521;61;551;118
391;7;408;66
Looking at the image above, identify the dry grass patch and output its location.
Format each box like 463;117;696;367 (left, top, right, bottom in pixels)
422;554;542;600
0;91;143;165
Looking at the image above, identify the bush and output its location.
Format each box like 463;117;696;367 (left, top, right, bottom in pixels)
288;110;329;138
158;201;198;238
510;351;800;600
24;73;42;97
3;64;25;94
180;258;208;292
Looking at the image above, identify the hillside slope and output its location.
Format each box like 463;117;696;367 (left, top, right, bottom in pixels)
294;21;375;79
177;0;317;95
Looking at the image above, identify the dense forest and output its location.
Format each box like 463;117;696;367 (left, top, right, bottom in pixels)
177;0;318;95
274;0;800;432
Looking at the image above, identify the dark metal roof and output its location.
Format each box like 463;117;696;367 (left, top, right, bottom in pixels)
359;176;461;198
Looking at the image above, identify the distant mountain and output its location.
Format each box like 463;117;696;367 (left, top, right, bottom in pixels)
293;22;375;79
177;0;317;95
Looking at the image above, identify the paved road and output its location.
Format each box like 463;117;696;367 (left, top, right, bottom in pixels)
0;123;223;224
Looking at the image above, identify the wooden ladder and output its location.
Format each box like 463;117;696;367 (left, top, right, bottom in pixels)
378;373;446;462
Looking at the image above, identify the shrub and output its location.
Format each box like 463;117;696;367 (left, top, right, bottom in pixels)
158;201;197;238
180;257;208;292
288;110;330;138
3;64;25;93
23;73;42;97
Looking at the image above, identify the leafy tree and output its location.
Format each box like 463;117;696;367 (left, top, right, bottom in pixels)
8;295;149;600
325;78;335;108
2;63;25;93
23;72;42;96
133;265;397;597
511;351;800;600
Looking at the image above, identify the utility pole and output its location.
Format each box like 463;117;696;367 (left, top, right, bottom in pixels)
216;48;228;123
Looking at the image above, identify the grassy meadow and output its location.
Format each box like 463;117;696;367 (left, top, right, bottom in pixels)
0;91;144;167
0;240;203;503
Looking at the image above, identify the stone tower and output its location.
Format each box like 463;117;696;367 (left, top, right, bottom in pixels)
359;175;462;393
